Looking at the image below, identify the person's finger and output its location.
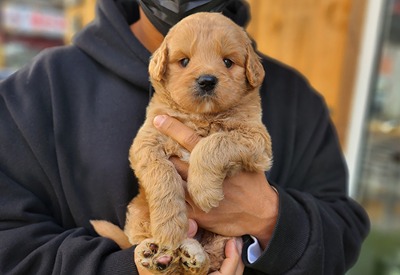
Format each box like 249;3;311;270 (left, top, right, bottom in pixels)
153;115;201;151
187;219;198;238
234;240;245;274
224;238;242;263
208;238;243;275
169;156;189;181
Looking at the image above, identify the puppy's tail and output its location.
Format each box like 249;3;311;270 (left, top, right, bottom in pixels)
90;220;131;249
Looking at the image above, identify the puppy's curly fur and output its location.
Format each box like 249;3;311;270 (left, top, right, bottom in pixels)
92;12;272;274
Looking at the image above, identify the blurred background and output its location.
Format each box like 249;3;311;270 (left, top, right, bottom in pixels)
0;0;399;273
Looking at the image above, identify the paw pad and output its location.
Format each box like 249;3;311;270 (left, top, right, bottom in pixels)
136;240;175;272
155;255;172;270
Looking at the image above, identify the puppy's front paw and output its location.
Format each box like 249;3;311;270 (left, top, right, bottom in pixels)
179;239;209;275
135;239;179;273
188;181;224;212
188;141;226;212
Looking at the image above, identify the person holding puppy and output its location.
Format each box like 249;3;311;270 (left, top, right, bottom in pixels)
0;0;369;274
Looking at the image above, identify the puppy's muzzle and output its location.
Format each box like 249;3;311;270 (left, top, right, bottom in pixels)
196;74;218;95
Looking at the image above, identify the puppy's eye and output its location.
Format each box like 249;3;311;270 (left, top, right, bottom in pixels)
180;58;190;68
223;58;234;68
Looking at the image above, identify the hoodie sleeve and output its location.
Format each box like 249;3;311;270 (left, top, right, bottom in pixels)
0;52;139;275
242;65;370;274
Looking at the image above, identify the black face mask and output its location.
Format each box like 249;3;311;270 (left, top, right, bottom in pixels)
138;0;250;35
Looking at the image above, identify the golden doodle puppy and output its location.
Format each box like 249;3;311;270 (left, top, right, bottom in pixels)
92;12;272;274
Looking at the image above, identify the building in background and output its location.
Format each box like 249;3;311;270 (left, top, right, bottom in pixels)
246;0;366;149
64;0;95;43
348;0;400;274
0;0;66;78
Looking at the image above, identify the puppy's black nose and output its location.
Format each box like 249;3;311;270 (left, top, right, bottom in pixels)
197;75;218;94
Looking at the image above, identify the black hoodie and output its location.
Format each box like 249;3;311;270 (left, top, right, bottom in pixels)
0;0;369;274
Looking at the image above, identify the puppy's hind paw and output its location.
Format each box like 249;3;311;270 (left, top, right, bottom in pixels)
179;239;209;275
135;239;179;273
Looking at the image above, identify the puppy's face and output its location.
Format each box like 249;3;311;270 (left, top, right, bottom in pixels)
149;12;265;114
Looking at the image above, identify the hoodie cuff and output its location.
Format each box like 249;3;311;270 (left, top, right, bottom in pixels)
242;186;310;274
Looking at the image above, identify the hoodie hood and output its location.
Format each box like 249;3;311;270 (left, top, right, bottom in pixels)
73;0;150;88
72;0;251;88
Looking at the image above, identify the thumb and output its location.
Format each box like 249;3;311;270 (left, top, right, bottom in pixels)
187;219;198;238
153;115;201;151
225;238;243;258
209;238;243;275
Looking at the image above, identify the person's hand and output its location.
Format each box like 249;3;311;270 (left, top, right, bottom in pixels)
153;115;279;249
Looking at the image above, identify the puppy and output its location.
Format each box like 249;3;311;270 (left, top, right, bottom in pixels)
91;12;272;274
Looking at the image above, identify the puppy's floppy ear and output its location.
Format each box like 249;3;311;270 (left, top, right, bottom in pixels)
245;43;265;88
149;40;168;82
